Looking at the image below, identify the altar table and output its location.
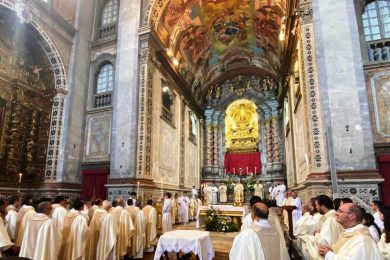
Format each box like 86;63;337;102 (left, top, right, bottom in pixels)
196;205;249;228
154;230;215;260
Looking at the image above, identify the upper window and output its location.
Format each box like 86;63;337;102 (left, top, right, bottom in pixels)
96;64;114;94
363;0;390;41
101;0;118;26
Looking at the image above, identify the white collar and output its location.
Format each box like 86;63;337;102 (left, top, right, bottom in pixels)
344;223;364;233
253;219;272;228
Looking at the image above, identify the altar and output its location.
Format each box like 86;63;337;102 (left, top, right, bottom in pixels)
196;205;249;229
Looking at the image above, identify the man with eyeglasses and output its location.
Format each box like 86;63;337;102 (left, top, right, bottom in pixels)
319;203;382;259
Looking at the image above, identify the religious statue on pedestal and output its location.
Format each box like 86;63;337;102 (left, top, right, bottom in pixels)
218;182;227;203
234;180;244;206
254;181;264;199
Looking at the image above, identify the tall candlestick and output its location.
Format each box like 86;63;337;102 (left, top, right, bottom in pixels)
255;166;257;174
233;168;235;174
246;167;249;175
137;181;140;199
18;173;22;183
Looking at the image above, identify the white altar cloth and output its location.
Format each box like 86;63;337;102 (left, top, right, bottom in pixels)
154;230;215;260
196;205;249;228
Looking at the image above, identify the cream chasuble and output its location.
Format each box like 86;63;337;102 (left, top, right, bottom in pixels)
52;204;68;233
0;217;13;257
5;205;17;240
230;220;290;260
111;206;135;259
170;198;177;224
142;205;157;252
14;206;35;246
19;213;62;259
241;213;253;231
301;210;343;260
96;214;117;260
378;233;390;259
325;224;382;260
234;183;244;204
86;208;108;260
61;213;90;260
189;198;196;220
219;185;227;203
130;208;147;259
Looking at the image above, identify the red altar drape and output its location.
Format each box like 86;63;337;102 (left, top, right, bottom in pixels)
224;152;262;175
80;168;109;201
378;155;390;206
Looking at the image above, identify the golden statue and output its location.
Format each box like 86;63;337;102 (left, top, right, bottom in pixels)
225;99;258;152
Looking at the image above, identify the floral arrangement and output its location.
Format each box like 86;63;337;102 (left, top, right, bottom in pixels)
244;173;255;192
204;207;238;232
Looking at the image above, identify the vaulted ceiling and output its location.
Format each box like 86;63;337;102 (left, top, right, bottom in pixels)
156;0;287;105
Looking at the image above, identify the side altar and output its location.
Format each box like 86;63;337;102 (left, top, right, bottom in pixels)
196;205;249;229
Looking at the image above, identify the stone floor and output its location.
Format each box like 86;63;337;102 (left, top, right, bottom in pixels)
143;220;237;259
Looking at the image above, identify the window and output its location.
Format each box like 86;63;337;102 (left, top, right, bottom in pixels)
94;63;114;108
96;64;114;94
101;0;118;26
161;85;174;124
363;0;390;41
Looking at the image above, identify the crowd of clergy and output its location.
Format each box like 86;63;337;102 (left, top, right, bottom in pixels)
231;191;390;260
0;188;204;260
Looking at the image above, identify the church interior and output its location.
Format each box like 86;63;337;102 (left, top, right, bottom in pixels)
1;0;390;259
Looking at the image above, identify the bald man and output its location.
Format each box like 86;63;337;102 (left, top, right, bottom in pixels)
319;203;382;260
230;202;290;260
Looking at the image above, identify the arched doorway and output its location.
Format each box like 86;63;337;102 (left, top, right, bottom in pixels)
0;3;68;187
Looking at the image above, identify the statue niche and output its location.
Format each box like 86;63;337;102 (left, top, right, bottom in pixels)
225;100;258;153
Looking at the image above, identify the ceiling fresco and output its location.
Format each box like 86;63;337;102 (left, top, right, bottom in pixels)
161;0;286;91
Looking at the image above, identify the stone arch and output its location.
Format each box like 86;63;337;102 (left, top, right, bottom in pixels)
0;0;69;181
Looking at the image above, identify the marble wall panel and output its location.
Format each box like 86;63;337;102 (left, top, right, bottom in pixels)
84;113;111;161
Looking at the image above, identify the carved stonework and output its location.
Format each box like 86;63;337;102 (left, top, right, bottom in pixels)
137;37;155;177
299;0;313;25
301;22;326;171
14;0;33;24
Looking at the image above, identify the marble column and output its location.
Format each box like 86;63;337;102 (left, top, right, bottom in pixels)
110;0;142;178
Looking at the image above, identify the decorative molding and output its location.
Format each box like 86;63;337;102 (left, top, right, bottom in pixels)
299;0;313;25
301;22;326;171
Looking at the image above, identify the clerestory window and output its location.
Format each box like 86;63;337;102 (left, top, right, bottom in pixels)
363;0;390;41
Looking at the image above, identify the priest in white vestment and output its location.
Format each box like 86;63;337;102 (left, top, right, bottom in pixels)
130;204;147;259
0;198;14;257
111;197;135;259
189;197;196;221
60;198;90;260
97;213;117;260
371;200;384;232
125;198;137;223
241;196;263;231
178;192;189;224
86;200;111;260
301;195;343;260
19;201;62;259
162;193;172;234
51;195;68;233
377;206;390;259
211;184;218;204
219;182;227;203
170;196;177;225
142;199;157;252
319;203;382;260
14;197;36;247
276;182;286;207
230;202;290;260
234;180;244;205
191;186;198;198
254;181;264;199
205;185;213;206
290;191;302;228
5;195;21;241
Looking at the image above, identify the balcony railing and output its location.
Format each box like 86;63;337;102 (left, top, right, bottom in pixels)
162;107;174;125
367;39;390;63
94;92;111;108
98;23;117;39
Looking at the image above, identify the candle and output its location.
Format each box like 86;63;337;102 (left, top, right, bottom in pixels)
233;168;235;174
255;167;257;173
18;173;22;183
246;167;248;174
224;168;226;176
137;181;140;199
